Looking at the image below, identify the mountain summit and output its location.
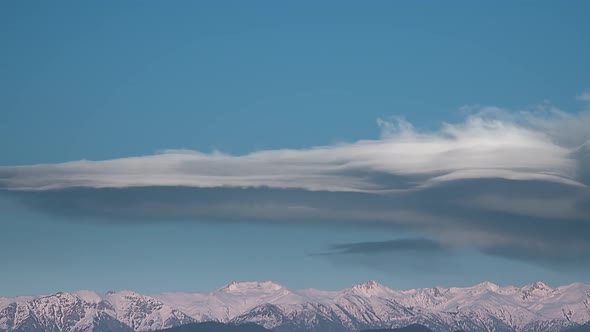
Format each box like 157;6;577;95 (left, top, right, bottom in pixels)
349;280;395;297
219;281;285;293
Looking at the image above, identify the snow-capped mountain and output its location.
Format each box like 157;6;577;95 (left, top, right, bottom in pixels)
1;281;589;332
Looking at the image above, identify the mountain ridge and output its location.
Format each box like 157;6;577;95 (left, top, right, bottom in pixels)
1;281;589;332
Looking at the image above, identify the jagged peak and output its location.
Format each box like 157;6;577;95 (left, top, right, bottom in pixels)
218;281;286;293
105;290;144;298
348;280;393;296
523;281;553;292
429;286;447;297
519;281;554;301
38;291;78;300
353;280;382;290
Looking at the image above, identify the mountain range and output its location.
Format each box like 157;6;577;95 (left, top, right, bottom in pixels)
1;281;589;332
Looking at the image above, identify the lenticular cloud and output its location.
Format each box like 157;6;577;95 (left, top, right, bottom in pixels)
0;108;587;192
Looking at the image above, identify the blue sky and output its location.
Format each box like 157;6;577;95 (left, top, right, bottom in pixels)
1;1;590;297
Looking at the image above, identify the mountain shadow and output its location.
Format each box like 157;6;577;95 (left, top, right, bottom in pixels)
360;324;434;332
562;323;590;332
155;322;272;332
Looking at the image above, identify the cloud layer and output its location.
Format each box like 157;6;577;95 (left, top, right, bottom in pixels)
1;107;589;268
1;109;587;191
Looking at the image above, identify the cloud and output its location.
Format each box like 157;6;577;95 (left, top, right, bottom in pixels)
315;238;460;277
0;110;587;191
315;238;446;256
1;107;590;269
577;89;590;102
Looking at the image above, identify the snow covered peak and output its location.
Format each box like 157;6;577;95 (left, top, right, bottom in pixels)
105;290;194;331
219;281;285;293
473;281;500;292
107;290;142;297
73;290;104;303
519;281;554;301
525;281;552;291
348;280;394;297
523;282;552;293
355;280;380;290
351;280;380;291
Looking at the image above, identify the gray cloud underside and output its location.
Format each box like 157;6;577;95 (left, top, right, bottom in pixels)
315;238;446;255
1;108;590;267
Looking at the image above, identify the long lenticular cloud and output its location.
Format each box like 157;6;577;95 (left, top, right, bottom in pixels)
0;108;587;192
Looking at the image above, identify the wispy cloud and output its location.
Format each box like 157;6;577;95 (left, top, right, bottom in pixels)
1;106;589;268
577;89;590;102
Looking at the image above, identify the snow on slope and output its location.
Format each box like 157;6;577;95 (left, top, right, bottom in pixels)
155;281;299;322
153;280;590;332
104;290;194;331
0;281;589;332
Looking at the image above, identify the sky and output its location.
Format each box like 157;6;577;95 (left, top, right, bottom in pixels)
1;1;590;297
